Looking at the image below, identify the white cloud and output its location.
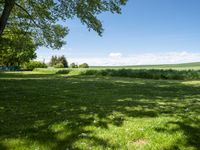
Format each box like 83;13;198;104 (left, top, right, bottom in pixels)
37;51;200;66
109;53;122;59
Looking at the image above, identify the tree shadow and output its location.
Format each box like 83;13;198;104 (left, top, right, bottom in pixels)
155;115;200;149
0;73;200;149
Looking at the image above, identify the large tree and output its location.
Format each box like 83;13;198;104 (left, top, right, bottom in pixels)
0;27;36;66
0;0;127;49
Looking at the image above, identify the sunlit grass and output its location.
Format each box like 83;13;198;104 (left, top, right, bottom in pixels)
0;72;199;150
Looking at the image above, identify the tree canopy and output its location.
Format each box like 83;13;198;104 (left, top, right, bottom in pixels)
0;0;128;49
0;27;36;66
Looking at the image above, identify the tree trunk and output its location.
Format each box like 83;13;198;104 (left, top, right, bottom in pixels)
0;0;15;36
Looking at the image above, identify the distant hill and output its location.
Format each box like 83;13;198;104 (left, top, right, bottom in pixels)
91;62;200;70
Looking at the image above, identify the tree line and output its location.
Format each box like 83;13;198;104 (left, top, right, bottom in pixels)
49;55;89;69
0;55;89;71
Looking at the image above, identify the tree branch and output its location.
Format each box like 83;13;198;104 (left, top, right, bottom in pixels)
14;2;42;29
0;0;15;35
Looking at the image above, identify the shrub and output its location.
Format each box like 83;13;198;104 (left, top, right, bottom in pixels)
56;69;70;74
0;66;20;71
80;69;98;75
23;61;47;71
78;69;200;80
53;63;64;68
70;63;78;68
79;63;89;68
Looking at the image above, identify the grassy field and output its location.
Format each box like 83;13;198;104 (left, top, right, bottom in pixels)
91;62;200;70
0;71;200;150
33;62;200;73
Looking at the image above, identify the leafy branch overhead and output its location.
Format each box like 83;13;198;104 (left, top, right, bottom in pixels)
0;0;128;49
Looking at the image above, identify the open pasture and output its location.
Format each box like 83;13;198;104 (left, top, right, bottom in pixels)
0;71;200;150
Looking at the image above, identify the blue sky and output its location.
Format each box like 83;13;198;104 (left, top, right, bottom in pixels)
37;0;200;66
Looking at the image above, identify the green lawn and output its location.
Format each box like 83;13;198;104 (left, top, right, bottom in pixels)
0;72;200;150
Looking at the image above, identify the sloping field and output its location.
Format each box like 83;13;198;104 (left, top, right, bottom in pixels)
91;62;200;70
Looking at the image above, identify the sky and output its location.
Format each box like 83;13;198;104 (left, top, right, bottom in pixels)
36;0;200;66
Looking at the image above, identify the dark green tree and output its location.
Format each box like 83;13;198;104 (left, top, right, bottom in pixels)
0;0;127;49
58;55;68;68
50;55;68;68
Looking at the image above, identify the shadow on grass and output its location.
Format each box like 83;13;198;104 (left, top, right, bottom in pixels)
0;73;200;149
0;72;58;79
155;117;200;149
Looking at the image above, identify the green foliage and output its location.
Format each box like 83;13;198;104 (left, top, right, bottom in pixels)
53;63;64;68
0;0;127;49
30;67;200;80
23;61;47;71
0;28;37;66
79;63;89;68
77;69;200;80
50;55;68;68
56;69;71;74
70;62;78;68
49;56;58;67
58;55;68;68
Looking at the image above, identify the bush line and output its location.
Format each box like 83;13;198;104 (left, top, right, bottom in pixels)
53;68;200;80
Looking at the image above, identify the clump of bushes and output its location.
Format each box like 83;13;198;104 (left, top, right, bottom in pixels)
56;69;71;74
79;63;89;68
53;63;64;68
23;61;47;71
69;62;89;68
78;69;200;80
70;63;78;68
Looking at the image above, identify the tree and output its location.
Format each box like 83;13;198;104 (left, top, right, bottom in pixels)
49;56;58;67
53;63;64;68
49;55;68;68
58;55;68;68
0;27;37;66
79;63;89;68
0;0;127;49
70;63;78;68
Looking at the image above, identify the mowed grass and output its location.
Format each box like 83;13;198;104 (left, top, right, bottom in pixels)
0;72;200;150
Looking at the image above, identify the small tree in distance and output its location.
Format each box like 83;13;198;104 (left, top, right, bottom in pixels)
49;55;68;68
49;56;58;67
79;63;89;68
58;55;68;68
70;63;78;68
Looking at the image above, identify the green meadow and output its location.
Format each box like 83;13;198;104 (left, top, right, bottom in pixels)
91;62;200;70
0;64;200;150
